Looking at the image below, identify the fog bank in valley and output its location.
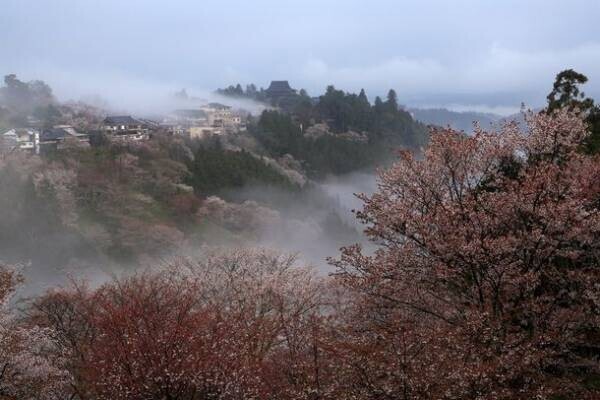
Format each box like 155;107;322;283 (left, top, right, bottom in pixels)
0;152;378;296
203;173;378;272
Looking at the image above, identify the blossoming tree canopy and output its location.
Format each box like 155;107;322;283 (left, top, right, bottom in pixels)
332;109;600;399
0;264;69;399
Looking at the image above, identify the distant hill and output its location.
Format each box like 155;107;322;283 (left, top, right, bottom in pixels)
409;108;504;133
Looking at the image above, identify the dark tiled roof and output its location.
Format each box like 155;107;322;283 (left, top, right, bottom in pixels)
41;128;69;141
104;116;140;125
267;81;293;92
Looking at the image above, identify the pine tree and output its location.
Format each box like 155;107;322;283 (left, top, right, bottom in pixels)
546;69;600;153
386;89;398;112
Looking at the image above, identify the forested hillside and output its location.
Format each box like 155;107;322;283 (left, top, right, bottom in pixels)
0;133;361;272
187;140;295;194
219;84;429;176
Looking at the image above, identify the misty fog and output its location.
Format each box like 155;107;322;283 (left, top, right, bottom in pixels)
222;173;377;270
1;161;378;297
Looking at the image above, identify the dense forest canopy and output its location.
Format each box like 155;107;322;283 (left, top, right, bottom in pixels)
216;83;429;176
219;82;428;144
186;139;296;194
0;74;57;130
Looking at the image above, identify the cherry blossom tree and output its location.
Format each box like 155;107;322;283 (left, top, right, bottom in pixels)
332;109;600;399
0;263;70;399
31;248;328;400
172;248;329;400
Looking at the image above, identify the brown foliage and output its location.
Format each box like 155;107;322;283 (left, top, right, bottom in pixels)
30;248;328;400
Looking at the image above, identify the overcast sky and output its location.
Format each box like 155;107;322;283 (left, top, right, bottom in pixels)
2;0;599;114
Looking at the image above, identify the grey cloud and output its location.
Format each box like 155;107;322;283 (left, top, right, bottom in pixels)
1;0;599;112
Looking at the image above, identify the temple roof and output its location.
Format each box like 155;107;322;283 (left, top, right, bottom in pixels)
266;81;293;92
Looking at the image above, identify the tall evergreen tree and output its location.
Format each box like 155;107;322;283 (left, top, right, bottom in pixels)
374;96;384;114
245;84;257;97
547;69;593;113
358;89;368;104
386;89;398;111
546;69;600;153
234;84;244;96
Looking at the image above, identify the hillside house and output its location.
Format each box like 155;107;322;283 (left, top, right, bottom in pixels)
40;125;90;151
1;128;40;154
103;116;149;141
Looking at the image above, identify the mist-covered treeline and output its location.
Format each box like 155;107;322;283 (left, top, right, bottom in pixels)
0;74;55;127
0;73;420;276
409;107;504;133
233;86;429;177
224;84;430;158
0;74;105;132
0;132;367;279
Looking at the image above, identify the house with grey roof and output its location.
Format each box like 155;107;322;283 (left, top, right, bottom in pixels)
103;115;149;141
40;125;89;151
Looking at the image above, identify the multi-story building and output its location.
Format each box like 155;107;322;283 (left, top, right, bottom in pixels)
103;116;149;141
164;104;244;139
200;103;242;129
